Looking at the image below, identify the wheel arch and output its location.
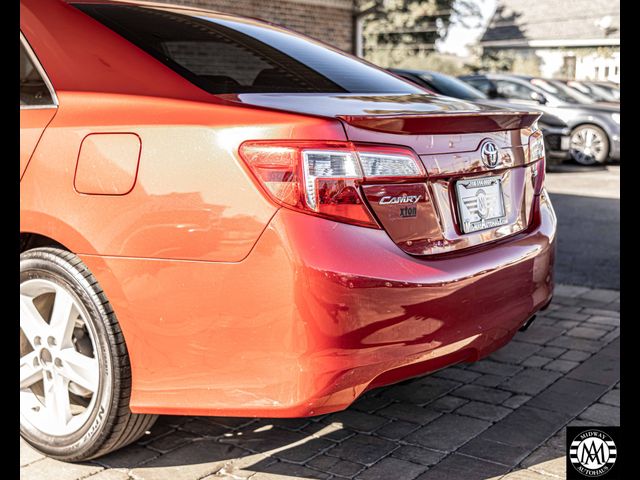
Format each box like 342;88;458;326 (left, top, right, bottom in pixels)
20;211;98;255
570;120;610;135
20;232;68;253
20;223;141;410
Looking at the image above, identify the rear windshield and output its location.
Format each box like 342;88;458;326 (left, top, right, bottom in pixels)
74;4;422;95
421;72;487;101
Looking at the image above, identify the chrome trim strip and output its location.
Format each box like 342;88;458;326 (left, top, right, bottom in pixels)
20;31;59;110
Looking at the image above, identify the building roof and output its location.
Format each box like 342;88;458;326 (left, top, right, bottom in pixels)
480;0;620;47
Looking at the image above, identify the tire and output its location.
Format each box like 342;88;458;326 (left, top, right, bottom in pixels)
20;247;157;461
569;124;609;165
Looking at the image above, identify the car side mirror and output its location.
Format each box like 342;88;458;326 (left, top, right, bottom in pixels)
531;92;547;104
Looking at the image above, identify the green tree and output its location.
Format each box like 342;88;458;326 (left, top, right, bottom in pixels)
358;0;482;67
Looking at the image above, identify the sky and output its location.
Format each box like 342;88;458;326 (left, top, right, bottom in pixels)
438;0;497;57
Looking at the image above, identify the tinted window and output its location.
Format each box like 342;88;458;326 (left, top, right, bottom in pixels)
463;78;492;95
421;73;486;101
567;81;611;102
20;41;54;107
74;4;422;95
531;78;590;104
393;72;435;92
494;80;535;101
589;83;619;101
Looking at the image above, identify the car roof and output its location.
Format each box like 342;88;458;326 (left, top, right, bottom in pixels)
68;0;229;17
64;0;285;33
390;68;435;77
22;0;254;101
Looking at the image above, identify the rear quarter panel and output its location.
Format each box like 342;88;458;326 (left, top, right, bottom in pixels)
20;92;347;262
20;108;57;178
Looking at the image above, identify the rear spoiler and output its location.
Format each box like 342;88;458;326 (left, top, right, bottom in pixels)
338;111;542;135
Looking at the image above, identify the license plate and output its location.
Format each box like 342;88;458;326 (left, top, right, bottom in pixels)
456;176;507;233
561;136;571;150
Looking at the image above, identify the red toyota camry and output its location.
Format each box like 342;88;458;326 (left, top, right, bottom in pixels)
20;0;556;461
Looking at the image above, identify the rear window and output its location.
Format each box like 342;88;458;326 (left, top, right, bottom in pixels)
20;40;55;107
463;78;492;95
421;73;487;101
74;4;421;95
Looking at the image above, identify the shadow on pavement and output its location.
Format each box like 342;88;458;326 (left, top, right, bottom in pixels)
550;193;619;289
547;163;609;173
23;289;619;479
86;373;574;479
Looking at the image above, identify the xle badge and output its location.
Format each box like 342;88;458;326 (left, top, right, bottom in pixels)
400;206;417;218
378;194;421;218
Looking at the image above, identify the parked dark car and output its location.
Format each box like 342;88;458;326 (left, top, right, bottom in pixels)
459;73;620;165
391;69;571;160
585;81;620;102
561;79;619;104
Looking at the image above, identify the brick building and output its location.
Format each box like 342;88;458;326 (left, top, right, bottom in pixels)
154;0;356;53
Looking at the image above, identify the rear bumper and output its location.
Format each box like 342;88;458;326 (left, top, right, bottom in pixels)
610;135;620;160
543;125;571;158
271;190;556;415
83;191;556;417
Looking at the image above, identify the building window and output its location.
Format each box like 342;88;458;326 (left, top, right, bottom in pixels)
604;66;610;78
562;56;577;80
594;66;600;79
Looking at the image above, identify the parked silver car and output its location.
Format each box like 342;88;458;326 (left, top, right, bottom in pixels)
390;68;571;161
459;73;620;165
561;79;619;105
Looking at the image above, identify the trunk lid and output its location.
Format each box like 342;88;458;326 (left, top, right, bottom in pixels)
223;93;543;255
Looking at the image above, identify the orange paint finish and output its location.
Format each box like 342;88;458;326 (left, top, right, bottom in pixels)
79;196;555;417
21;0;557;418
20;108;57;178
74;133;142;195
20;0;212;102
21;91;347;262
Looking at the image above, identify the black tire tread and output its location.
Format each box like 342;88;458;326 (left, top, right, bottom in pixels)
21;247;157;461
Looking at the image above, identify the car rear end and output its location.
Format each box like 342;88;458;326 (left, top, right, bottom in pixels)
233;101;556;414
58;1;556;416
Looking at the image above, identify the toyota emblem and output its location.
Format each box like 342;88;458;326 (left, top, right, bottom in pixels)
480;140;499;168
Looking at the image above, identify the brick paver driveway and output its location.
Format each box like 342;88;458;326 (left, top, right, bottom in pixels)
20;284;620;480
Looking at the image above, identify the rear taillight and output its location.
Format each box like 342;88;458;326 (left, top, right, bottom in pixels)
528;131;546;195
238;141;425;228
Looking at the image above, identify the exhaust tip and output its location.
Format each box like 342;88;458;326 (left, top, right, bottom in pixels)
519;315;537;332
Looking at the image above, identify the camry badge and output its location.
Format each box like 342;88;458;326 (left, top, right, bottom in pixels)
379;195;422;205
480;140;499;168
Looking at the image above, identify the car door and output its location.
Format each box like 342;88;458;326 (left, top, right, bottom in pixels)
20;33;57;179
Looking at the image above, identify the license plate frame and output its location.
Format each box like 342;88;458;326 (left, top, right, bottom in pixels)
455;176;507;234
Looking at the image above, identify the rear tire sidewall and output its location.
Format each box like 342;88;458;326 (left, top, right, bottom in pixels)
570;125;609;165
20;250;116;460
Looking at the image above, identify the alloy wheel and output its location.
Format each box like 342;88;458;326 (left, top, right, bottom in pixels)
20;278;100;437
570;126;609;165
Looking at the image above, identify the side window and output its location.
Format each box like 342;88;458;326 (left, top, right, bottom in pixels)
20;40;54;107
494;80;534;101
465;78;491;95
